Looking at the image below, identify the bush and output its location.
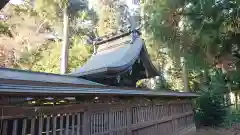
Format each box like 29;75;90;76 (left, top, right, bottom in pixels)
195;89;227;127
231;109;240;123
224;108;240;127
195;70;228;127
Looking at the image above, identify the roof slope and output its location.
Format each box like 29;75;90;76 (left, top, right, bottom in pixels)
0;0;9;10
0;68;104;86
70;36;159;78
0;83;199;97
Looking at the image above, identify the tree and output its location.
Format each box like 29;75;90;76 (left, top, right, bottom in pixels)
141;0;240;91
30;37;92;74
0;1;94;74
195;69;228;127
90;0;121;36
0;22;12;37
141;0;240;126
0;3;49;68
61;2;70;74
34;0;89;74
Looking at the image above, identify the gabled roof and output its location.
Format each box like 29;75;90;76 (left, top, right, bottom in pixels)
70;36;159;78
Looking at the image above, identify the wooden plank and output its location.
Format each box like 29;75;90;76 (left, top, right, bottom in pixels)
91;30;132;46
21;119;27;135
30;118;35;135
65;114;70;135
38;116;43;135
83;110;90;135
130;111;193;131
53;116;57;135
71;114;75;135
77;113;80;135
60;115;64;135
1;105;86;119
2;120;8;135
126;106;132;135
109;110;113;135
12;120;18;135
46;117;50;135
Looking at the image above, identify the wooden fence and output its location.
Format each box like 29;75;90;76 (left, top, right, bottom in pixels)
0;68;198;135
1;96;195;135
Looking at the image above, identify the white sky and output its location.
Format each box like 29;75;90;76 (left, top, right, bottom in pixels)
9;0;140;10
126;0;140;9
10;0;23;5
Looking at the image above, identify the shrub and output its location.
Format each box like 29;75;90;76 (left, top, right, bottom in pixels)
195;89;227;127
224;108;240;127
195;70;228;127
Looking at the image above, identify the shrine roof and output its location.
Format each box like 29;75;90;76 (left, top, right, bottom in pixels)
0;0;9;10
70;36;159;78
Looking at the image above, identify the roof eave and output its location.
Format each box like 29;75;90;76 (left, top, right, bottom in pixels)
0;68;104;86
0;83;200;98
0;0;9;10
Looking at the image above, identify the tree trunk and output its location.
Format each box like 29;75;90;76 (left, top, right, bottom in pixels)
203;68;209;85
182;57;189;92
60;7;70;74
226;82;231;105
235;92;238;109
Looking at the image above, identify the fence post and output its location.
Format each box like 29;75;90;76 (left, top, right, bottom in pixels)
170;103;175;134
83;108;90;135
2;120;8;135
126;105;132;135
109;109;113;135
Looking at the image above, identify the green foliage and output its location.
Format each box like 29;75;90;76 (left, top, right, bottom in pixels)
195;69;228;127
26;36;92;74
0;22;12;37
30;41;61;73
195;89;226;127
34;0;63;24
154;78;164;90
228;108;240;123
91;0;120;35
154;77;171;90
16;44;49;70
0;1;94;73
143;0;240;69
68;36;93;72
11;1;38;16
142;0;240;95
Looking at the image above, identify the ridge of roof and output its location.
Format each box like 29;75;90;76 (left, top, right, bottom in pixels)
97;37;131;53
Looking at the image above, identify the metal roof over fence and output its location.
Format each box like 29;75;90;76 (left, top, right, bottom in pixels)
0;83;199;97
0;68;104;86
0;68;199;97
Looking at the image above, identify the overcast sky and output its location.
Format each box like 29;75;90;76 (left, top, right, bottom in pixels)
10;0;23;5
10;0;140;8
